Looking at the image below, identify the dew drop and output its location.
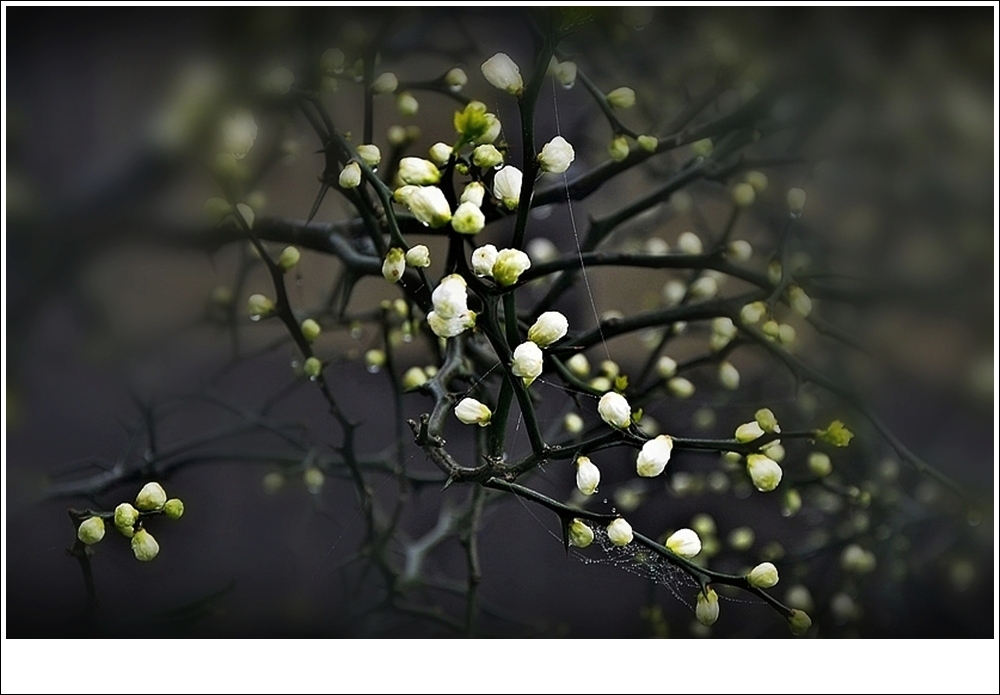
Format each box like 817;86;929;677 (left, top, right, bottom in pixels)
250;314;261;322
366;365;382;374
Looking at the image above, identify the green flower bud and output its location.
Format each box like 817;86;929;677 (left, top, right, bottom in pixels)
396;91;419;116
445;67;467;91
608;135;630;162
402;366;428;391
301;319;322;343
696;588;720;626
339;161;362;189
382;247;406;284
637;135;658;152
492;248;531;286
163;498;185;520
787;187;807;215
371;72;398;95
563;412;584;434
732;182;756;208
746;454;783;492
77;516;105;545
204;197;232;222
568;518;594;548
303;356;323;378
427;142;453;167
136;482;167;512
667;377;695;399
606;87;636;109
677;231;703;255
690;138;713;157
808;451;832;477
727;239;753;262
566;353;590;379
405;245;431;268
816;420;854;447
278;245;301;271
788;609;812;636
131;528;160;562
356;144;381;168
755;408;780;433
473;144;504;169
745;170;769;195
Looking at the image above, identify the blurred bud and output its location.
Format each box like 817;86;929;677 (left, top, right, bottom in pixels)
365;349;386;371
732;182;756;207
606;87;636;109
402;366;428;391
598;391;632;429
550;59;577;89
204;197;232;222
808;451;832;477
740;301;767;325
131;528;160;562
163;498;185;520
77;516;105;545
301;319;322;343
303;356;323;379
136;482;167;511
538;136;575;173
236;203;255;230
718;361;740;390
321;47;346;74
445;67;467;91
492;248;531;286
691;514;716;537
667;377;695;399
222;110;258;160
471;244;499;277
607;518;634;546
785;584;814;612
696;588;720;626
568;519;594;548
405;245;431;268
260;66;294;95
728;526;756;550
840;544;876;574
482;52;524;96
278;246;301;272
372;72;398;94
689;276;717;300
777;323;797;346
662;279;687;306
262;472;284;494
608;135;630;161
455;398;492;427
691;138;713;157
567;353;590;379
666;528;702;557
303;467;325;494
788;609;812;636
656;355;678;379
787;187;807;215
788;286;812;317
563;412;584;434
526;237;558;264
745;170;768;194
396;91;419;116
677;231;703;255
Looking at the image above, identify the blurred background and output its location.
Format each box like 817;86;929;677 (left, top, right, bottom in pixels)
4;6;994;638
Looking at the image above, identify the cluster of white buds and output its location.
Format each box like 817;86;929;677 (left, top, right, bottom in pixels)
427;274;476;338
76;482;185;561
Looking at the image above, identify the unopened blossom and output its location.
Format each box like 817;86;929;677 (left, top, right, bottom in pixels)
527;311;569;347
382;248;406;283
575;456;601;496
696;588;720;626
445;67;467;91
665;528;702;558
788;609;812;635
454;398;492;426
131;528;160;562
473;144;504;169
755;408;780;433
356;144;381;168
608;135;630;162
728;239;753;262
788;286;813;317
568;518;594;548
493;166;523;210
371;72;398;94
748;562;780;588
222;110;258;159
481;52;523;96
398;157;441;185
491;248;531;286
598;391;631;429
427;274;475;338
405;245;431;268
403;186;452;228
787;187;807;215
461;182;486;207
136;482;167;512
471;244;499;277
77;517;105;545
606;518;634;546
735;420;765;443
512;341;544;386
746;454;783;492
451;202;486;235
606;86;636;109
537;136;575;174
677;231;703;255
427;142;453;167
636;435;673;477
339;161;362;188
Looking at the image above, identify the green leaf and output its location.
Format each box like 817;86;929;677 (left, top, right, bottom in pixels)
815;420;854;447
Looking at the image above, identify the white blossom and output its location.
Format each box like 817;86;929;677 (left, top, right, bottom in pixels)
575;456;601;496
598;391;632;429
339;161;362;188
428;142;453;167
746;453;783;492
382;248;406;283
405;245;431;268
454;398;492;426
527;311;569;347
451;202;486;235
473;144;504;169
481;52;523;95
568;518;594;548
537;135;575;174
471;244;499;277
748;562;780;588
511;341;544;386
636;435;673;477
461;182;486;207
666;528;702;558
491;248;531;286
398;157;441;185
606;518;634;546
403;186;452;228
493;166;523;210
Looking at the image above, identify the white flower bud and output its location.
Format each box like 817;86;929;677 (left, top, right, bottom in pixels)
564;412;584;434
431;274;469;319
755;407;780;433
608;135;630;161
473;144;504;169
637;135;658;152
740;301;767;325
131;528;160;562
372;71;398;94
382;247;406;283
788;609;812;636
445;67;467;91
461;182;486;208
537;136;575;174
528;311;569;347
451;201;486;235
396;91;419;116
748;562;779;588
668;377;695;399
656;355;678;379
568;518;594;548
689;276;717;300
339;161;362;188
163;498;185;520
454;397;492;426
727;239;753;262
552;59;577;88
575;456;601;496
666;528;702;557
481;52;523;95
297;318;321;344
746;453;783;492
606;518;634;546
735;421;765;443
677;231;703;255
598;391;632;429
778;323;797;345
136;482;167;511
405;245;431;268
606;87;636;109
398;157;441;185
787;187;807;215
732;182;756;208
364;349;385;372
512;341;544;386
808;451;832;477
718;361;740;390
77;516;105;545
303;356;323;378
567;353;590;379
788;286;812;317
404;186;452;228
114;503;139;536
471;244;499;277
636;435;673;477
491;248;531;286
696;588;720;626
427;142;453;167
222;110;258;159
493;166;523;210
745;170;769;195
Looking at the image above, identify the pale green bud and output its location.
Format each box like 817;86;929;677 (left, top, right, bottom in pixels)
402;366;428;391
608;135;630;161
656;355;678;379
303;467;325;494
473;144;504;169
528;311;569;347
396;91;419;116
356;144;381;169
732;182;756;207
840;544;877;574
492;248;531;286
221;110;258;160
667;377;695;399
566;353;590;379
563;412;584;434
727;239;753;262
745;170;769;194
163;498;185;520
427;142;453;167
405;245;431;268
689;276;717;300
372;71;398;94
568;518;594;548
746;454;783;492
808;451;832;477
788;609;812;636
718;361;740;390
301;319;322;343
735;421;765;443
445;67;467;91
303;356;323;378
777;323;797;345
782;488;802;516
131;528;160;562
748;562;779;588
696;588;720;626
606;87;636;109
740;301;767;325
278;246;301;271
77;516;105;545
637;135;658;152
755;408;780;433
320;47;346;75
136;482;167;512
728;526;756;551
788;286;813;317
691;513;716;537
691;138;713;157
114;503;139;536
678;231;703;255
339;161;362;189
761;319;781;339
204;197;231;221
787;187;807;215
365;349;386;371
